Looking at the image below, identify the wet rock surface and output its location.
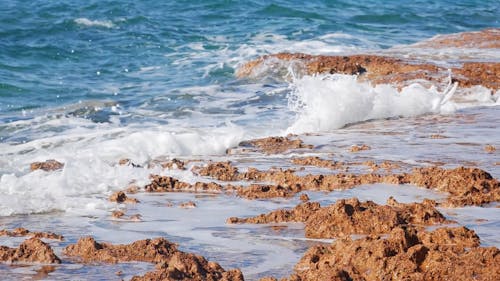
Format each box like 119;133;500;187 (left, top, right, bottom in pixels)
0;228;64;241
235;136;313;154
228;198;448;238
237;29;500;91
109;191;139;204
193;160;500;207
0;238;61;264
272;227;499;281
63;237;243;281
30;160;64;172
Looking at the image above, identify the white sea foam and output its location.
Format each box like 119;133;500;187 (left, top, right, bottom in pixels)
285;74;497;134
74;18;115;28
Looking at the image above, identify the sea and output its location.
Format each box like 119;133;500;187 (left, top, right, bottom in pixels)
0;0;499;280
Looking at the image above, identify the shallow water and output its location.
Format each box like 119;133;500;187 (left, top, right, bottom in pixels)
1;0;499;280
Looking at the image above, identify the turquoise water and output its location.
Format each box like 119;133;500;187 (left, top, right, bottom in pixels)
0;1;499;279
1;0;499;126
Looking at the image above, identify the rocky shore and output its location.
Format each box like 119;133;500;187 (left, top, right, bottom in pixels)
1;28;499;280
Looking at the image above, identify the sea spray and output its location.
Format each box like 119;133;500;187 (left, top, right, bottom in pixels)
286;74;461;134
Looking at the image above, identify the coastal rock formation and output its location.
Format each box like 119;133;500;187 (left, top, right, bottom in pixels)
64;237;243;281
195;159;500;207
291;156;344;170
237;29;500;90
109;191;139;204
144;175;224;193
0;228;63;241
274;227;499;281
234;136;313;154
406;166;500;207
229;198;447;238
30;160;64;172
0;238;61;264
412;28;500;49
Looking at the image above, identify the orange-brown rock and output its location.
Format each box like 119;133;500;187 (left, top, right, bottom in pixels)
0;238;61;264
30;160;64;172
109;191;139;204
228;202;321;224
237;136;313;154
237;41;500;90
229;198;447;239
118;158;141;168
64;237;178;264
236;184;303;199
0;228;63;241
412;28;500;49
179;201;197;208
159;158;187;170
111;210;125;219
485;144;496;153
406;166;500;207
350;144;371;152
64;237;243;281
276;226;499;281
291;156;344;170
299;193;310;202
144;175;225;193
194;161;499;206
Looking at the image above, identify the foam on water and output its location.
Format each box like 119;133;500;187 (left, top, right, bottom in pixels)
74;18;115;28
286;74;498;134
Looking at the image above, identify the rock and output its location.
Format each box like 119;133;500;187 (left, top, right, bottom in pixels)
0;227;63;241
64;237;243;281
292;156;344;170
485;144;496;153
229;198;448;239
30;160;64;172
276;227;499;281
237;136;313;154
0;238;61;264
299;193;310;202
109;191;139;204
350;144;371;152
179;201;197;208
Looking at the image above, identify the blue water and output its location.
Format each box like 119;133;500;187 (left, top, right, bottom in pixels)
1;0;498;127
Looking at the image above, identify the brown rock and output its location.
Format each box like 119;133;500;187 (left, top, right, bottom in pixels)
237;136;313;154
30;160;64;172
406;166;500;207
144;175;224;193
485;144;496;153
0;238;61;264
64;237;243;281
228;202;321;224
230;198;448;239
111;210;125;219
292;156;344;170
109;191;139;204
412;28;500;49
350;144;371;152
0;227;63;241
179;201;197;208
237;184;303;199
278;227;499;281
237;29;500;90
160;158;187;170
118;158;141;168
299;193;310;202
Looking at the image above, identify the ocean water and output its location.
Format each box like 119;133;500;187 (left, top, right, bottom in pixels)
0;0;499;279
